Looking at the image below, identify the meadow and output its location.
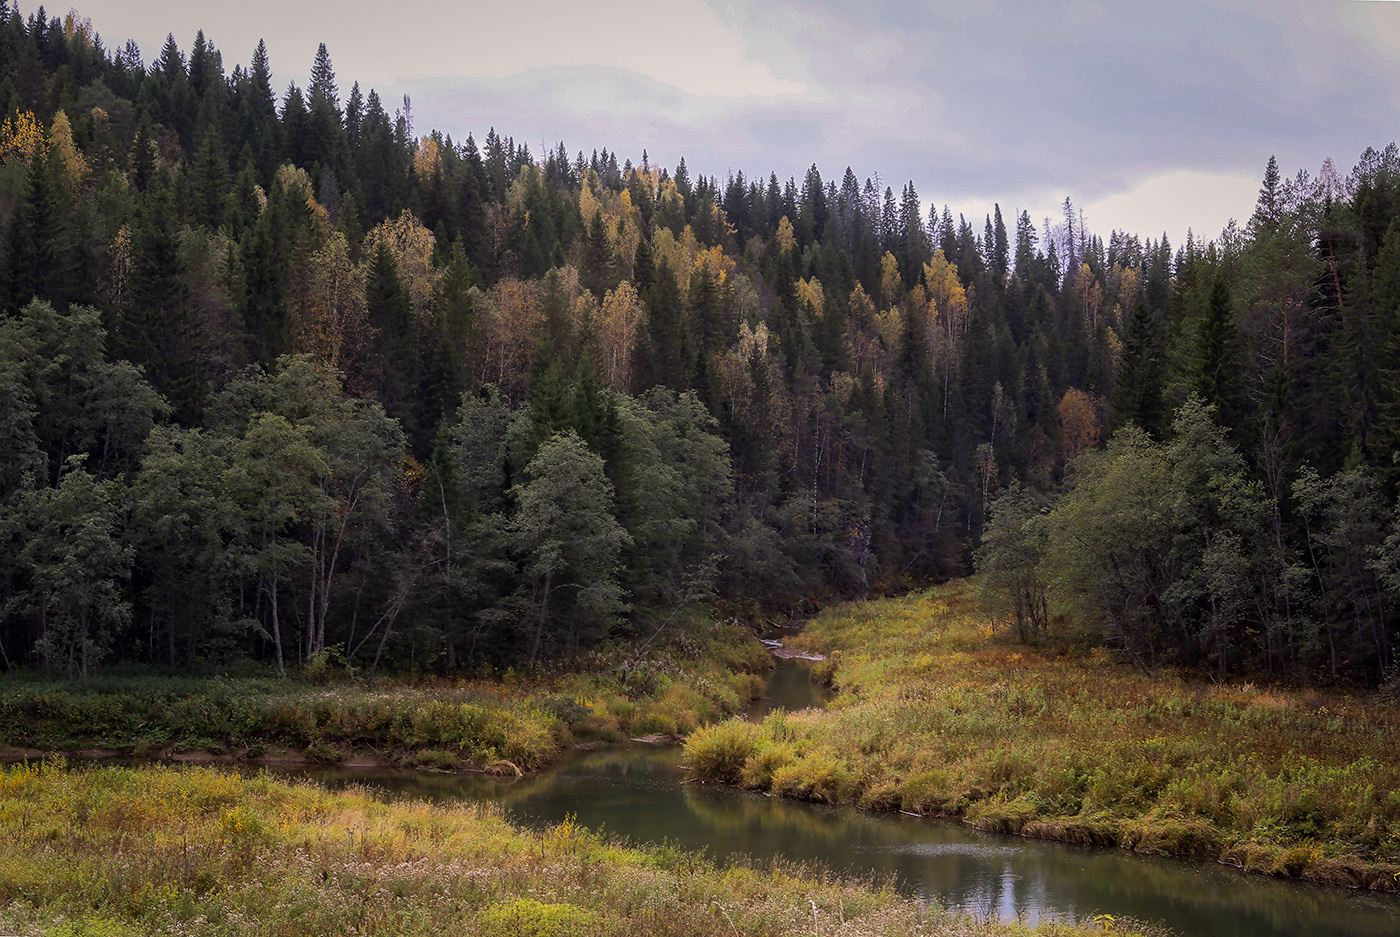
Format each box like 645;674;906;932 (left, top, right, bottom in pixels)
0;621;770;773
0;761;1130;937
685;581;1400;889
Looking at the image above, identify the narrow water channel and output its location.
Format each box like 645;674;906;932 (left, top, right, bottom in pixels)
292;659;1400;937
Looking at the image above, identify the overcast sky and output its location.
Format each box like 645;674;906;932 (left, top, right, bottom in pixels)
59;0;1400;246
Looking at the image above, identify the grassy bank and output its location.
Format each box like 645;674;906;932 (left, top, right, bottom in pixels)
685;581;1400;890
0;761;1125;937
0;622;769;773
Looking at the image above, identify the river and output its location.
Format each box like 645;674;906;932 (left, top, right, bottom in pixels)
286;658;1400;937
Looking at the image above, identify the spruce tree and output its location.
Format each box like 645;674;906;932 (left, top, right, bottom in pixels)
121;181;203;423
3;144;70;310
1113;302;1165;436
1196;276;1245;435
366;240;418;440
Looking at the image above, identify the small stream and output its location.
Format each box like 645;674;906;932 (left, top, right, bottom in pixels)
289;658;1400;937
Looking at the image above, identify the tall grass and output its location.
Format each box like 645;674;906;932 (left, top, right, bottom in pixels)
0;622;770;772
0;762;1119;937
685;581;1400;890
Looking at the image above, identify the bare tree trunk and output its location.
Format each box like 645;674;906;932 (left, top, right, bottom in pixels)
168;597;177;669
268;532;286;677
530;570;553;667
40;597;51;680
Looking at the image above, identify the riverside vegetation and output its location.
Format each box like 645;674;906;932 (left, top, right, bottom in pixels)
685;581;1400;890
0;761;1133;937
0;621;770;772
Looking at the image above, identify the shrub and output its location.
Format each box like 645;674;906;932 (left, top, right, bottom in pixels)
684;721;760;785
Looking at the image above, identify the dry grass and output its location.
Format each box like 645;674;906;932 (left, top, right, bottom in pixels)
0;622;770;772
685;580;1400;890
0;761;1115;936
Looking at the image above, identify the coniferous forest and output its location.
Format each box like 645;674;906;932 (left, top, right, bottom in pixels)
5;5;1400;687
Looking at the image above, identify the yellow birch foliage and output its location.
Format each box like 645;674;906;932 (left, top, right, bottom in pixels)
829;370;855;407
364;210;441;324
716;321;795;458
597;281;645;390
579;172;605;231
874;306;903;372
922;251;969;340
505;164;543;221
652;225;732;293
1074;263;1104;329
578;170;643;275
1110;264;1140;317
1058;388;1102;461
413;136;440;178
776;216;796;255
108;224;132;307
695;243;735;285
847;283;879;374
46;110;87;188
795;277;824;318
614;189;641;266
479;277;541;398
880;251;902;305
63;10;94;43
291;233;370;377
274;165;332;241
655;177;685;229
651;226;688;290
0;111;43;164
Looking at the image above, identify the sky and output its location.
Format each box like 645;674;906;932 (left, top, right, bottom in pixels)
55;0;1400;246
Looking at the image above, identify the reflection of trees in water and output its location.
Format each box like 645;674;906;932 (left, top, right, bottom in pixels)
746;660;835;720
682;781;858;841
262;759;1400;937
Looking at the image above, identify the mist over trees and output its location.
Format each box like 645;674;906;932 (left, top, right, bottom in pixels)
3;5;1400;683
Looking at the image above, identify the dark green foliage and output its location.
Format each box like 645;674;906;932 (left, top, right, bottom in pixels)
117;180;203;422
366;238;419;439
1195;276;1245;435
4;12;1400;685
3;145;74;310
1113;303;1165;436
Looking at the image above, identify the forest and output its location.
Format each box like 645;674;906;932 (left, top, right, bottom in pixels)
3;3;1400;686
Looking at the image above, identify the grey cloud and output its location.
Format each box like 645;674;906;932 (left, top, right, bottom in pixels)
369;0;1400;219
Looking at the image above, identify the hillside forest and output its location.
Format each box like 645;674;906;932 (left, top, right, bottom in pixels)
4;5;1400;685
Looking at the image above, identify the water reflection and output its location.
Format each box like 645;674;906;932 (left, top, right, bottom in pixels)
287;660;1400;937
294;745;1399;936
745;657;832;720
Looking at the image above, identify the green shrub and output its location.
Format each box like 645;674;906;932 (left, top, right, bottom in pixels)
683;721;759;784
475;898;598;937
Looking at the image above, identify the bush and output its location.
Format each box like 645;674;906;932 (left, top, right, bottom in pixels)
683;721;760;785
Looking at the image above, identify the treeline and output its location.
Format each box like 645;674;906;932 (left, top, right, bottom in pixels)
3;6;1400;682
975;148;1400;687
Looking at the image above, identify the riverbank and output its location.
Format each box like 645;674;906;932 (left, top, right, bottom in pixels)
684;581;1400;890
0;761;1130;937
0;620;769;773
